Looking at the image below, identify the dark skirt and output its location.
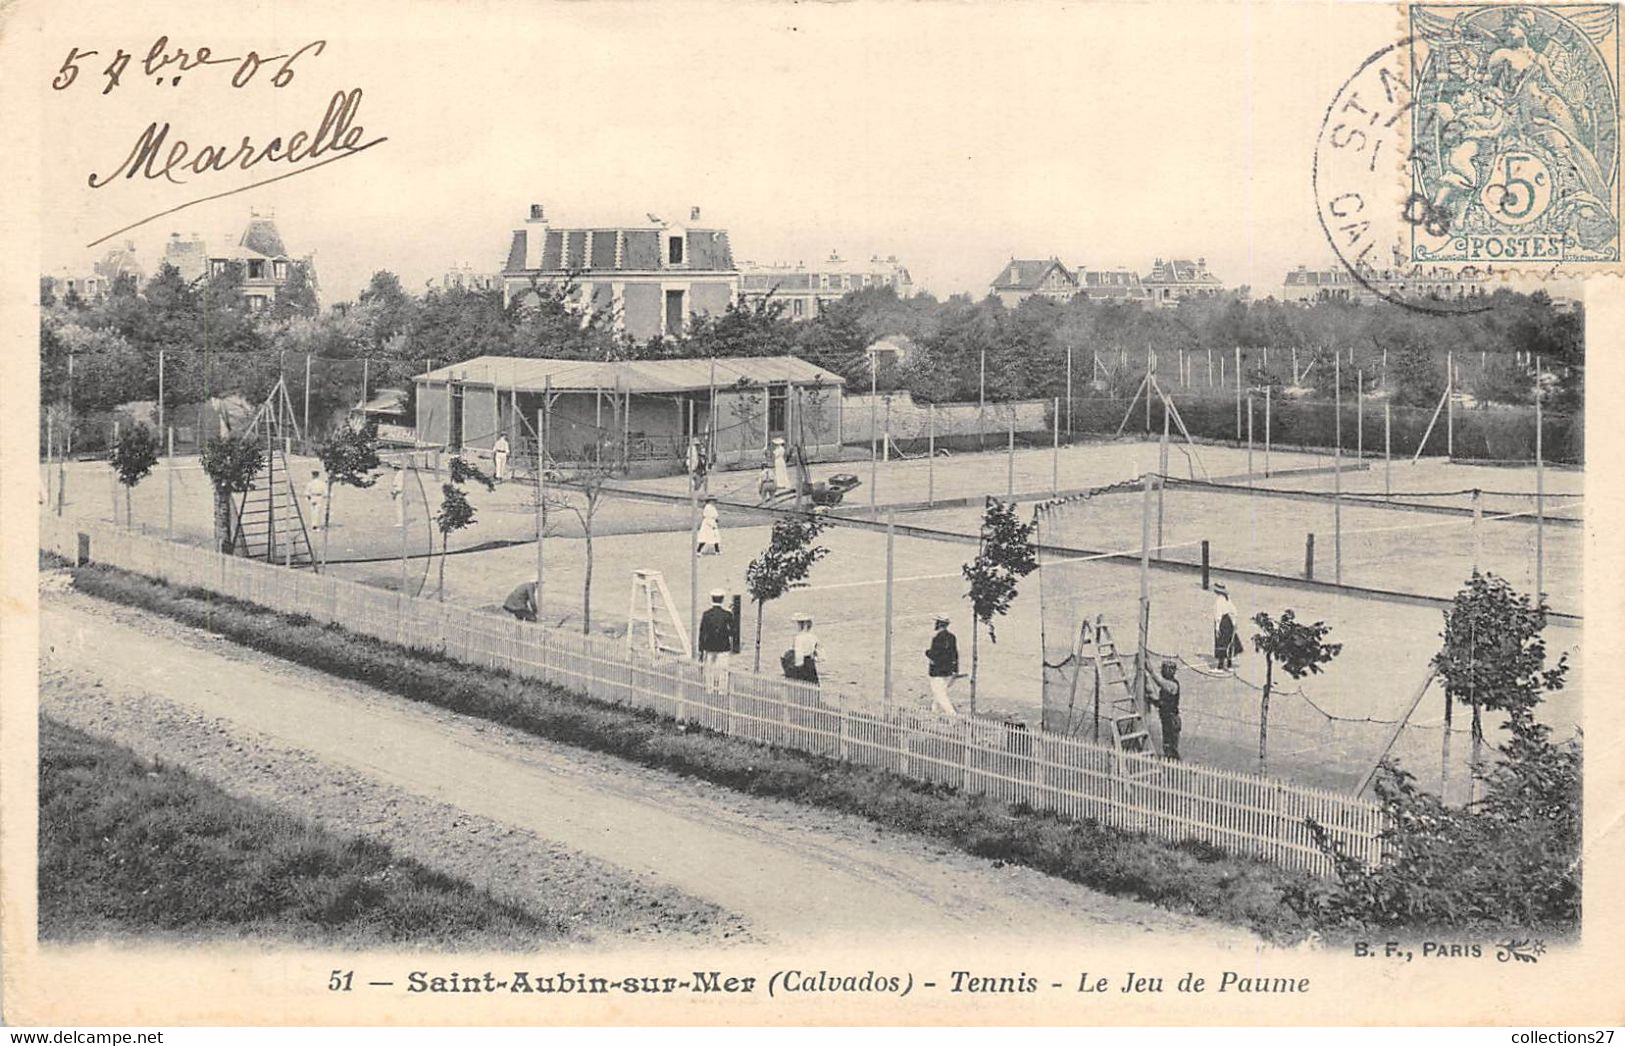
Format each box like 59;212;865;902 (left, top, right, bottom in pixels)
1214;615;1242;659
782;653;819;684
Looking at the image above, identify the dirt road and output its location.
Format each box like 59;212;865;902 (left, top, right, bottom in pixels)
40;591;1256;950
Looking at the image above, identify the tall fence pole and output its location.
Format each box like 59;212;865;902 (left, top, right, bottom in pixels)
1264;386;1272;478
689;434;699;658
401;462;413;601
1156;409;1168;559
1137;471;1152;709
883;395;892;464
1144;352;1152;433
1006;412;1015;497
111;420;121;525
978;347;986;450
45;412;54;512
1234;346;1243;439
1445;349;1454;459
157;349;166;440
1471;487;1482;573
1246;393;1255;487
1206;346;1213;387
1052;396;1060;495
166;426;175;539
883;511;895;705
1334;353;1343;585
1384;401;1393;498
1535;357;1544;600
1356;369;1364;460
538;383;550;620
927;403;935;507
362;357;370;412
869;357;878;511
1065;346;1073;435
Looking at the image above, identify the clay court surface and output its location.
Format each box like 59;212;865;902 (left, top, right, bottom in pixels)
46;438;1583;797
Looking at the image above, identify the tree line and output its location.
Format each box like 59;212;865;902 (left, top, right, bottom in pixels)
42;264;1585;451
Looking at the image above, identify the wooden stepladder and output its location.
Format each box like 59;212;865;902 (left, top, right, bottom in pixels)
230;378;315;569
627;569;691;661
1085;616;1158;774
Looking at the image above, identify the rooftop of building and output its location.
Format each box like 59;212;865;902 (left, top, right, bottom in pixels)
990;258;1076;292
415;354;846;393
1144;258;1222;285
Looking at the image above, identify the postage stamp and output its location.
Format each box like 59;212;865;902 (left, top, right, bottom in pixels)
1408;4;1620;266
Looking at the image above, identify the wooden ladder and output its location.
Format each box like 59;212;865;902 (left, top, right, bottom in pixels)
230;437;315;569
1090;617;1158;775
627;569;691;661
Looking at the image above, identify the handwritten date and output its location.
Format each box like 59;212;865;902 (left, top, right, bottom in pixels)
53;36;325;94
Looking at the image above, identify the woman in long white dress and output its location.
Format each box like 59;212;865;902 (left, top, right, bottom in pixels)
696;496;723;555
771;437;792;492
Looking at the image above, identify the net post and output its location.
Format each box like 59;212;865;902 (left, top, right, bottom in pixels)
1201;540;1210;590
1304;532;1315;580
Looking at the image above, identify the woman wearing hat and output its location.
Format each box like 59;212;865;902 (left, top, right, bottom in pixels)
1213;583;1243;670
696;495;723;555
781;612;820;685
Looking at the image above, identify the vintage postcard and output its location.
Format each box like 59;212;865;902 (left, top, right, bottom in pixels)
2;0;1622;1030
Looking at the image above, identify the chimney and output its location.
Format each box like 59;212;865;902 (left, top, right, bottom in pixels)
528;203;546;223
690;206;701;221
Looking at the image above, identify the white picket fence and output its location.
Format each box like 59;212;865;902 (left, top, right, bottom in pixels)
40;516;1384;877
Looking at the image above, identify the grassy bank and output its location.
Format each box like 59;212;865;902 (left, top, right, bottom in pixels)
59;558;1317;940
38;714;569;948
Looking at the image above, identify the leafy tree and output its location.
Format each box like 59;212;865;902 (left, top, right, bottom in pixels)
433;456;494;600
313;421;383;568
268;261;321;322
1293;712;1579;932
1250;609;1342;774
108;424;161;529
744;513;830;670
542;453;620;634
961;497;1038;713
1432;571;1568;777
201;434;265;553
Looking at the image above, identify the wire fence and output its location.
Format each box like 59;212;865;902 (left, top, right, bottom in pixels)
40;514;1383;877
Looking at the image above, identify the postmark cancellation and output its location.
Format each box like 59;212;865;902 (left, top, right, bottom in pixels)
1409;3;1620;265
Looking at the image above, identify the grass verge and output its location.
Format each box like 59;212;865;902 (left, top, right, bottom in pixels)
37;714;571;948
58;558;1318;941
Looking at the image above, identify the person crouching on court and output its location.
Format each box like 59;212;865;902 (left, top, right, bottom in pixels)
925;613;960;715
698;589;734;693
503;579;539;622
1145;659;1182;761
782;612;820;685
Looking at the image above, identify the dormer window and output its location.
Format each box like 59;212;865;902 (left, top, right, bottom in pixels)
668;235;684;265
248;259;266;280
273;260;288;280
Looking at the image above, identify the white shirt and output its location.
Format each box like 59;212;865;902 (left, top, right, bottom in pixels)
793;630;819;665
391;471;405;497
305;477;325;500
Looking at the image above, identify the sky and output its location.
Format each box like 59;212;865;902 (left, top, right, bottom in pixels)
34;0;1409;303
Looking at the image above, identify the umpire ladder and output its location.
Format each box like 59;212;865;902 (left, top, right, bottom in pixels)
1090;617;1158;775
627;569;691;661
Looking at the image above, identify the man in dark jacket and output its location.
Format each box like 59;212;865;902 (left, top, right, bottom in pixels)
503;580;538;622
925;613;960;714
1145;659;1182;760
698;589;734;693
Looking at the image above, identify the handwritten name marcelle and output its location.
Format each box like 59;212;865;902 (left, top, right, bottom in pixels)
88;87;385;188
